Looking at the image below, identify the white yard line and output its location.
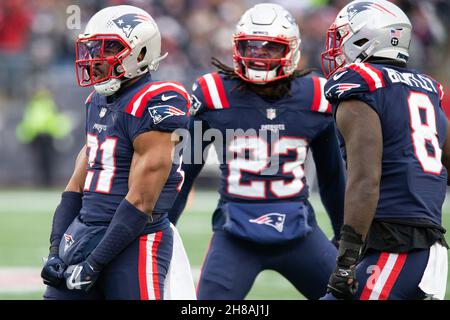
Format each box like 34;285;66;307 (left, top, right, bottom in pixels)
0;267;44;293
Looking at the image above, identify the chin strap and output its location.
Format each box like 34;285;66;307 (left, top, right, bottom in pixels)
355;40;380;63
148;52;168;71
246;66;281;84
94;78;121;96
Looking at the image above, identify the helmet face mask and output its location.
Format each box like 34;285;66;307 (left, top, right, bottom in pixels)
233;36;291;83
321;0;412;79
232;3;301;84
321;23;351;79
75;35;130;87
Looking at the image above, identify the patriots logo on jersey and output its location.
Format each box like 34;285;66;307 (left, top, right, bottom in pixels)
325;83;361;98
249;213;286;233
148;105;186;125
63;233;74;252
347;2;396;20
190;94;202;116
113;14;151;38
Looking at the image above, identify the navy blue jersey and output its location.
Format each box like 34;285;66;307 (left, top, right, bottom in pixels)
325;62;448;225
193;73;335;202
80;74;190;224
170;72;345;236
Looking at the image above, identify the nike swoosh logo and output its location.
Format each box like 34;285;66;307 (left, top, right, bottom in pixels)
67;280;92;289
161;94;177;101
333;71;348;81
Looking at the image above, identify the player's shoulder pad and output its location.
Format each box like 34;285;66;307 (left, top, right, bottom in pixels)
309;76;332;114
85;90;96;107
324;62;386;102
421;73;445;102
124;81;190;118
191;72;230;115
437;82;445;101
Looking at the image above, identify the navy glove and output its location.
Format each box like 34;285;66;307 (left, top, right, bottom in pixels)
41;253;67;287
327;225;363;300
64;259;101;292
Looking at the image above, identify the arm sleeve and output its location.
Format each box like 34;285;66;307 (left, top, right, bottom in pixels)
168;117;212;225
310;120;346;238
49;192;83;253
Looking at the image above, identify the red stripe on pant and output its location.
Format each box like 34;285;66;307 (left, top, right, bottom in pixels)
138;234;149;300
138;231;163;300
379;253;407;300
360;252;407;300
152;231;163;300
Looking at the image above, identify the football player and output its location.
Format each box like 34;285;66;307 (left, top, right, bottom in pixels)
321;0;449;300
40;5;195;299
169;3;346;299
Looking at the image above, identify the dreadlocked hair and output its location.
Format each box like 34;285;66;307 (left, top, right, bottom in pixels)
211;57;317;100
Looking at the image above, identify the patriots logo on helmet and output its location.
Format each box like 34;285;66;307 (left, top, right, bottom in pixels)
113;13;152;38
148;105;186;125
326;83;361;98
347;1;396;21
249;213;286;233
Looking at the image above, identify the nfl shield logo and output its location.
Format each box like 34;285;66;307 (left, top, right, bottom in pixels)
99;107;107;118
266;108;276;120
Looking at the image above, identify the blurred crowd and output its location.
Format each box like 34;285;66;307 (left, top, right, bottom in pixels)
0;0;449;186
1;0;449;98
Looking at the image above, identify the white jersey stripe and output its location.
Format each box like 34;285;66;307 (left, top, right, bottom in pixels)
131;82;188;116
357;63;384;89
318;77;329;113
145;233;157;300
83;171;94;191
369;253;399;300
203;73;224;109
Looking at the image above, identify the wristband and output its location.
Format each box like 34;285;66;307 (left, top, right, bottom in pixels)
337;224;364;268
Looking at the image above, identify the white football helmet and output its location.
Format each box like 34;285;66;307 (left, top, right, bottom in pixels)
232;3;301;84
75;5;168;96
321;0;412;78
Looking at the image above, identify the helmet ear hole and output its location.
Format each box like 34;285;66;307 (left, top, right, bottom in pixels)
354;38;369;47
138;47;147;62
138;47;147;72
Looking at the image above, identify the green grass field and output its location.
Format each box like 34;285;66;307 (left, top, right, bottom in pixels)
0;189;449;300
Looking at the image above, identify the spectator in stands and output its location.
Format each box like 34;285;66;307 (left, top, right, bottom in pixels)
16;88;72;187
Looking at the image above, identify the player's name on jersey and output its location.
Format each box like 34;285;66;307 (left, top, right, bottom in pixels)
260;124;286;133
384;67;439;93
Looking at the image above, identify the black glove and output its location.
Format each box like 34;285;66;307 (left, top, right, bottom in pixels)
41;253;67;287
64;259;101;292
327;225;364;300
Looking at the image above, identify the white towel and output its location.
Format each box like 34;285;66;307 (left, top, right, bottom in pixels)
163;223;197;300
418;242;448;300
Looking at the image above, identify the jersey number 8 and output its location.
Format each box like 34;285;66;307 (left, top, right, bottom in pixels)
408;91;442;175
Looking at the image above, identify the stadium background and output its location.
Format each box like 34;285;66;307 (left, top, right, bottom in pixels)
0;0;449;299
